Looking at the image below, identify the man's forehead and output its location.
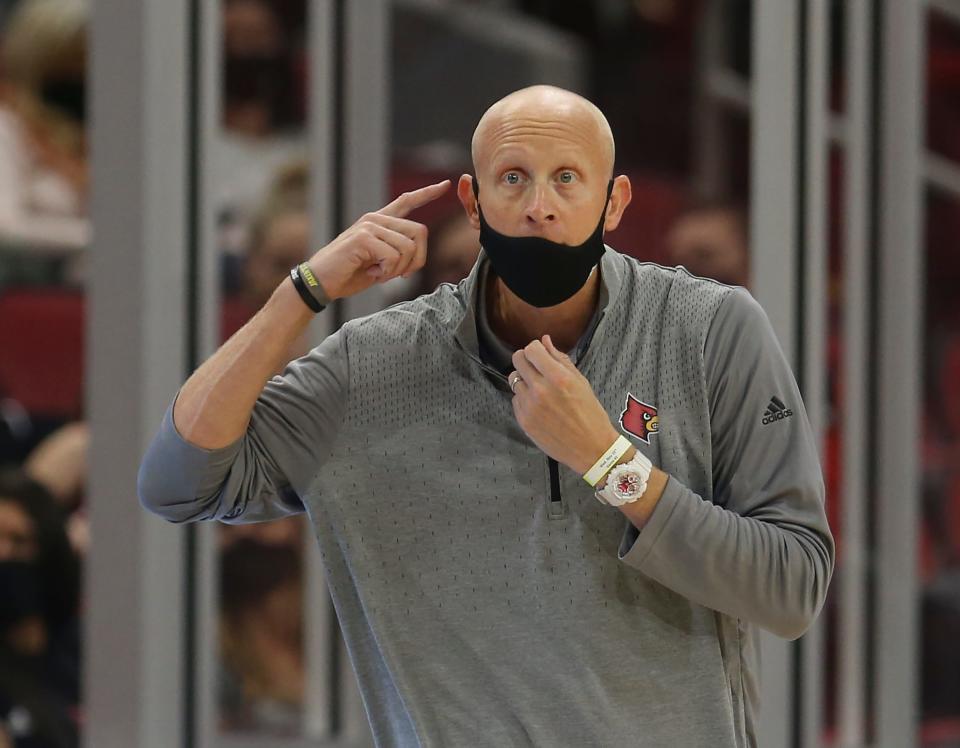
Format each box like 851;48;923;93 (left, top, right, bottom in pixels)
487;135;596;168
472;86;615;174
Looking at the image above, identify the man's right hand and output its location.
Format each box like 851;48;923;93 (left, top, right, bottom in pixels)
168;180;451;451
307;180;451;302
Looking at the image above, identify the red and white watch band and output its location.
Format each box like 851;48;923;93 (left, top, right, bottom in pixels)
594;450;653;506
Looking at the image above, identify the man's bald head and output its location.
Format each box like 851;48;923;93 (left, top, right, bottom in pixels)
471;86;615;178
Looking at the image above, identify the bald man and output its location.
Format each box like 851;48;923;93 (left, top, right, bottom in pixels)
140;86;833;747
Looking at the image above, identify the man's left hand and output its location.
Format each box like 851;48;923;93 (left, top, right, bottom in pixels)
509;335;621;475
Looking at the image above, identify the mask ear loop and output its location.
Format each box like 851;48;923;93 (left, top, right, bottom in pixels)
471;176;485;225
596;178;615;233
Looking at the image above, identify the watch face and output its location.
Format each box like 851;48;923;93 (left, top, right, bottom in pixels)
613;470;645;500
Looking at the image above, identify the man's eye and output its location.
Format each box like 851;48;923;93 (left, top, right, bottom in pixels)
504;173;520;185
558;171;577;184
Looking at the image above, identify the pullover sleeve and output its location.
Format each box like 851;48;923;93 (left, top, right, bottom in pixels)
618;287;835;640
138;328;349;524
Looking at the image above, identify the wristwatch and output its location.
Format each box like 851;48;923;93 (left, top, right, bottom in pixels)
595;450;653;506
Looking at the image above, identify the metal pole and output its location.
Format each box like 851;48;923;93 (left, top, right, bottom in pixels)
838;2;873;745
751;2;800;743
86;0;190;745
875;1;925;745
800;2;830;746
341;0;392;323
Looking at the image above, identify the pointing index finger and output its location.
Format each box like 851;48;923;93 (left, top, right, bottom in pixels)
380;180;451;218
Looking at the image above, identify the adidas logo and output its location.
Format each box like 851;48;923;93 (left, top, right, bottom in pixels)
762;396;793;425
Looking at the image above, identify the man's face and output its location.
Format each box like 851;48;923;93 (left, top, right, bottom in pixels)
469;108;614;247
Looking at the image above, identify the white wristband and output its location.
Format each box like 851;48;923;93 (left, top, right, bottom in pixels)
583;435;633;487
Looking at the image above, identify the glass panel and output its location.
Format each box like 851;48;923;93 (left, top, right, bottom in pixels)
217;517;307;736
927;10;960;164
920;10;960;745
214;0;310;738
0;1;88;746
920;186;960;745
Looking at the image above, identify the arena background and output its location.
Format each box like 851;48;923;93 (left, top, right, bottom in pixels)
0;1;957;746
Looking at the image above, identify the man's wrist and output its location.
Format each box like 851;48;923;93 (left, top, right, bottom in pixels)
577;426;625;477
595;446;638;489
616;468;669;530
290;264;329;312
299;262;333;306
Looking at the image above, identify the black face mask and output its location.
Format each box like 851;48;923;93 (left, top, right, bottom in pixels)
0;560;42;631
40;79;86;122
472;178;613;308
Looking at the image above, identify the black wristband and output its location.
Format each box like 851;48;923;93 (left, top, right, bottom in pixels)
289;266;325;313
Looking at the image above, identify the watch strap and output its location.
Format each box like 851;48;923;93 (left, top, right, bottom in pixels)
595;449;653;506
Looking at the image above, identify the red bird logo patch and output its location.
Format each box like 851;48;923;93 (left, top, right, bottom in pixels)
620;394;659;444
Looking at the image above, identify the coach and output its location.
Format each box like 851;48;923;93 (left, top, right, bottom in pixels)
139;85;834;747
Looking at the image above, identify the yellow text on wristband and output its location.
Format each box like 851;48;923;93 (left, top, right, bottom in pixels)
299;262;320;288
297;262;331;307
583;435;633;487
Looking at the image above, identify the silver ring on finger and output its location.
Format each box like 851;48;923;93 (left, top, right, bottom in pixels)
509;374;523;394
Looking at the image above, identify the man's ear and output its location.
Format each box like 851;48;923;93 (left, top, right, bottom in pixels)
457;174;481;230
603;175;632;233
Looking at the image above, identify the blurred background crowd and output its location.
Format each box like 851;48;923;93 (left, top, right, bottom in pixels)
0;0;957;746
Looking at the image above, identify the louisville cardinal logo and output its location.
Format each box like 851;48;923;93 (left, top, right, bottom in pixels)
619;394;659;444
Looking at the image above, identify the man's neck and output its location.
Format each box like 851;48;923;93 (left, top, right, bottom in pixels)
485;268;601;352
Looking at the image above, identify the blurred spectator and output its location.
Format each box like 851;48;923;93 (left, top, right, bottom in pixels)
0;0;89;252
219;160;309;557
237;191;309;312
223;0;293;139
0;1;19;31
665;198;749;287
240;161;310;310
920;334;960;721
219;515;303;550
0;469;80;748
23;423;85;512
389;208;480;304
413;210;480;297
218;537;303;735
23;422;87;557
512;0;707;174
213;0;306;234
412;207;480;298
922;335;960;572
221;159;314;372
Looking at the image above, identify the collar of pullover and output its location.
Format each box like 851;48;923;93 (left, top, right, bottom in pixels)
452;245;624;375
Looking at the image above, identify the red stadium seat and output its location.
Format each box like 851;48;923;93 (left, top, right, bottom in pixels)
0;288;85;419
0;289;260;422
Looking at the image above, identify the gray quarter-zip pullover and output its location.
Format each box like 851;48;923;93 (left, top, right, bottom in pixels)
139;246;834;747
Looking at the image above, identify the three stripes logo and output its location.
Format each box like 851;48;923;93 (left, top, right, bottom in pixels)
762;396;793;425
